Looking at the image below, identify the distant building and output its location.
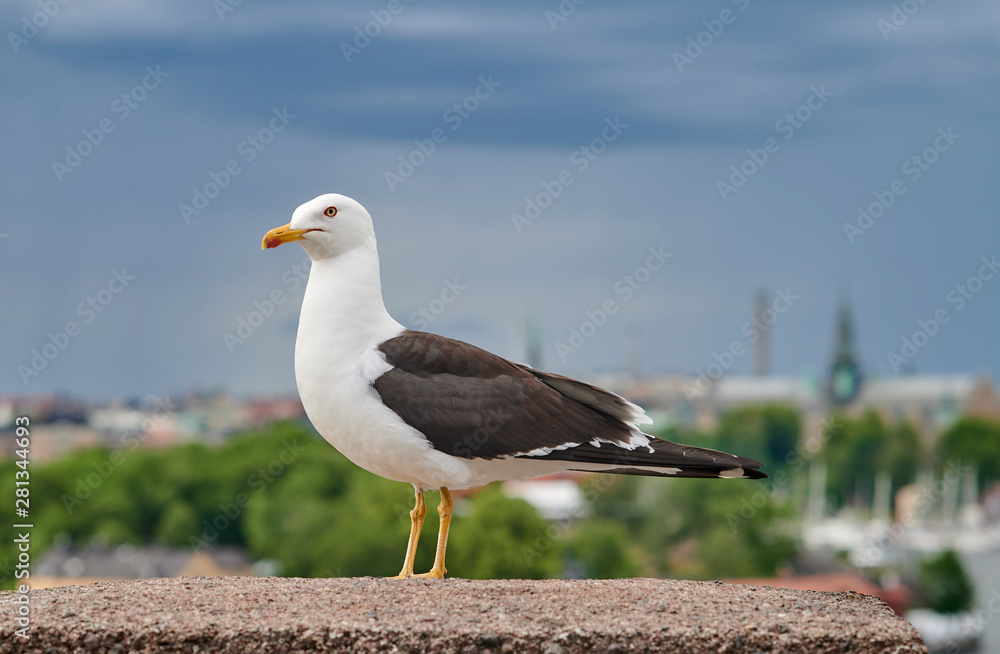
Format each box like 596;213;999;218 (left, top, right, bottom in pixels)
856;375;1000;443
89;402;179;449
714;375;819;416
589;298;1000;442
175;392;254;443
0;393;306;461
29;423;100;463
603;370;1000;442
248;397;306;424
504;477;587;521
0;400;14;429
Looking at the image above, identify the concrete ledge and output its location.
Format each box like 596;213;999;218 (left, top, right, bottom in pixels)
1;576;926;653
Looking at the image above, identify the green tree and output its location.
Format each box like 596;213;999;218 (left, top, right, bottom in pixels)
714;405;801;472
939;417;1000;491
5;420;569;582
884;421;920;491
564;519;641;579
0;459;19;590
1;416;808;588
447;485;563;579
918;550;974;614
1;421;320;587
585;474;797;580
154;502;200;545
822;412;923;509
241;428;418;577
823;411;881;506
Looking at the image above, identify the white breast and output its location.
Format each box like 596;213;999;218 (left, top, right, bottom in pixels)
293;251;478;490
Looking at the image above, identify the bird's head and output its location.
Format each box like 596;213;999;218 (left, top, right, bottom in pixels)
261;193;375;260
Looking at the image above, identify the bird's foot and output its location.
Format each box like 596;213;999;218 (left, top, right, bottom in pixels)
412;568;446;579
388;570;413;579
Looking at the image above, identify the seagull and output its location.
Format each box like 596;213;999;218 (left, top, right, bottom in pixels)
262;193;766;579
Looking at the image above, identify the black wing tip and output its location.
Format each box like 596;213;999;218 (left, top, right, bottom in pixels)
724;454;767;479
738;456;768;479
571;463;769;480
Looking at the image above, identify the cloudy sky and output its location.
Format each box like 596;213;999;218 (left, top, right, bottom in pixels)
2;0;999;398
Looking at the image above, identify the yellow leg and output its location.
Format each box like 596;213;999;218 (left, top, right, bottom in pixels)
390;487;426;579
414;488;453;579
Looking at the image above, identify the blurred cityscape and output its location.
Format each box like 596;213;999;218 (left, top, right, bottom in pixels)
4;1;996;650
2;296;997;652
0;393;306;464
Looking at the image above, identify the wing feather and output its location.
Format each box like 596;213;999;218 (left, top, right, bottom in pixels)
372;331;765;479
373;331;636;459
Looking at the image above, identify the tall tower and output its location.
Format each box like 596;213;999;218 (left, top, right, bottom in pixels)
753;290;770;376
828;300;863;406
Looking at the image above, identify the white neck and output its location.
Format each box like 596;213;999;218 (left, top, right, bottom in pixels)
295;243;403;381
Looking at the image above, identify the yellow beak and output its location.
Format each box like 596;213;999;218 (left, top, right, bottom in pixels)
261;224;314;250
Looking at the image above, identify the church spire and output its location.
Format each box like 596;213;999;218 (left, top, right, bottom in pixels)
828;300;862;406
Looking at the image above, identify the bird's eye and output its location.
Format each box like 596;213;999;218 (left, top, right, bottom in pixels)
324;206;337;217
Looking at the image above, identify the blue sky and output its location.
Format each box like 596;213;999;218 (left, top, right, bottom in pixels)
2;0;999;398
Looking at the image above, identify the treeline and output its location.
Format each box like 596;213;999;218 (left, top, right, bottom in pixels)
3;408;989;588
1;417;800;587
699;406;996;510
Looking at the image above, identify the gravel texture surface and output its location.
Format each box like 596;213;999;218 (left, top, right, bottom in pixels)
1;576;926;653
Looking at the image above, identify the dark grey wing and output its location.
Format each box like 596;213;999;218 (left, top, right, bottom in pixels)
373;330;766;479
526;368;652;429
372;331;638;460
